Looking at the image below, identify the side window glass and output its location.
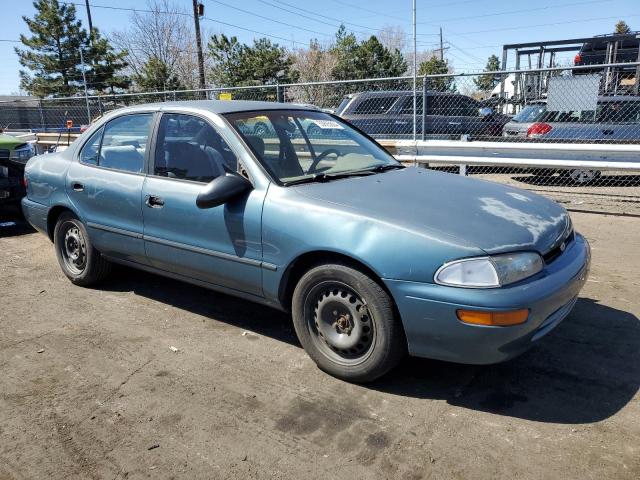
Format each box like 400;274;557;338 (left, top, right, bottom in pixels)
79;127;103;165
398;96;423;114
99;114;153;173
353;96;397;114
154;113;239;183
428;96;444;115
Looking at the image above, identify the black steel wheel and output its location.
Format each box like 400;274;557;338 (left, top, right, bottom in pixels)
54;212;111;286
292;263;406;382
308;282;376;365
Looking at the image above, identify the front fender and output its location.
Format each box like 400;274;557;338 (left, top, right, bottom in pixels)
260;186;483;303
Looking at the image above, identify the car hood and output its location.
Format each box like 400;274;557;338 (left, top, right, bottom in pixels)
294;167;570;255
0;133;23;149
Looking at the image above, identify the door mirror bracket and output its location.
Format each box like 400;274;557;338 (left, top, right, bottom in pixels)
196;174;252;209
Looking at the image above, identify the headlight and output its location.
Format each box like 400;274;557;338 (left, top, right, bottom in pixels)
10;143;35;163
435;252;543;288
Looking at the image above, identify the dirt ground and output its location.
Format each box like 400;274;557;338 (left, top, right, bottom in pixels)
0;205;638;480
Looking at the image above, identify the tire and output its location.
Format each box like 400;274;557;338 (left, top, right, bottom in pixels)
53;212;111;286
306;124;323;137
564;169;601;185
253;122;269;136
291;263;406;383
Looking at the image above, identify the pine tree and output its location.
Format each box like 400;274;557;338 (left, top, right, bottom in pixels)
331;26;408;80
243;38;298;86
474;54;501;91
15;0;89;97
133;56;182;91
614;20;631;34
207;34;247;87
207;35;298;87
418;56;455;92
16;0;130;97
87;29;131;94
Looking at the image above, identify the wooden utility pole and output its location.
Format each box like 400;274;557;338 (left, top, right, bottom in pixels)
85;0;94;44
192;0;206;91
439;27;444;61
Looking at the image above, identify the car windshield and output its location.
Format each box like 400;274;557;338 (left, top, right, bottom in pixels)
512;104;547;123
225;110;401;185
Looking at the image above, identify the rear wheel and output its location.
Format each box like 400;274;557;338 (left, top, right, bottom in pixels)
565;169;601;185
292;263;406;382
54;212;111;286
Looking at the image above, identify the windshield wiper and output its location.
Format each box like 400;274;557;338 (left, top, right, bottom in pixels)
283;170;376;186
366;163;406;173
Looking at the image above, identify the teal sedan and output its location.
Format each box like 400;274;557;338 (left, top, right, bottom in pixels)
22;101;590;382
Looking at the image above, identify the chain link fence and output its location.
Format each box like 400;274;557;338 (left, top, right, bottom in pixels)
0;62;638;215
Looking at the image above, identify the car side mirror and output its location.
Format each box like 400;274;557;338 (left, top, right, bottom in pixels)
479;107;494;117
196;174;252;209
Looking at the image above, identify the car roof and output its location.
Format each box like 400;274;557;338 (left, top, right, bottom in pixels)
350;90;459;98
524;95;640;106
104;100;315;115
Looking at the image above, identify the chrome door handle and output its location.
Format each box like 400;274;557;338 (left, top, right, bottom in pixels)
448;122;462;125
145;195;165;208
72;182;84;192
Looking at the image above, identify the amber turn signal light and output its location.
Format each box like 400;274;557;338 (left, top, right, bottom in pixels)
456;309;528;326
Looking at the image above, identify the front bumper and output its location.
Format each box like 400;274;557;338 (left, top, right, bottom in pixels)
384;233;591;364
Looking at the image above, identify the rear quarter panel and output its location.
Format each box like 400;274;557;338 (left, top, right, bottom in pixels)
25;152;72;208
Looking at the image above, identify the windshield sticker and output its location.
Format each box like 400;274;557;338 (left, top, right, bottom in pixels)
311;119;344;129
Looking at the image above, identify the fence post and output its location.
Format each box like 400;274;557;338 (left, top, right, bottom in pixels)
276;84;283;103
97;96;103;116
38;99;45;131
422;76;428;142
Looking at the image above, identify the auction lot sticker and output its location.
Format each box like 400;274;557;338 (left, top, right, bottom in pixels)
311;119;344;129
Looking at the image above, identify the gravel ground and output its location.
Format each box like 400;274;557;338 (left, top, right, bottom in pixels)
0;205;638;480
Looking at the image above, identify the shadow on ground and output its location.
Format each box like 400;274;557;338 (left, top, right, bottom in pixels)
0;205;34;238
101;268;638;425
511;173;640;187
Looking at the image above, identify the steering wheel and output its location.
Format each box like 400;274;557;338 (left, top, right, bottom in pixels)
308;148;341;173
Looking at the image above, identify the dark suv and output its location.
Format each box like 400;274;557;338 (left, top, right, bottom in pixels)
336;90;509;138
574;32;639;76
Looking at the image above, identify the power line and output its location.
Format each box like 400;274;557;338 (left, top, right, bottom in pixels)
418;0;614;24
324;0;410;24
255;0;384;35
446;41;486;63
59;1;309;46
454;13;640;35
207;0;334;38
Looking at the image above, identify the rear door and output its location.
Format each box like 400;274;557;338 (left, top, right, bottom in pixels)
429;95;465;137
66;113;154;264
595;101;640;141
343;95;400;136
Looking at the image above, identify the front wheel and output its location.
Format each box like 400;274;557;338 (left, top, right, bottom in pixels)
291;263;406;383
54;212;111;286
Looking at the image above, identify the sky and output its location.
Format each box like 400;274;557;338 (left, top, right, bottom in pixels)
0;0;638;94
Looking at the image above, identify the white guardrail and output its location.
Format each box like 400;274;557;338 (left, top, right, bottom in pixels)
380;140;640;171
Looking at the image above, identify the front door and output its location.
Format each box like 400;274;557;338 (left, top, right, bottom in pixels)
66;113;155;264
141;113;264;297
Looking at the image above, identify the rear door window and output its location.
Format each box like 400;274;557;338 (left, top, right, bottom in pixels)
98;114;153;173
596;102;640;124
79;127;103;166
398;96;423;114
352;96;398;114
